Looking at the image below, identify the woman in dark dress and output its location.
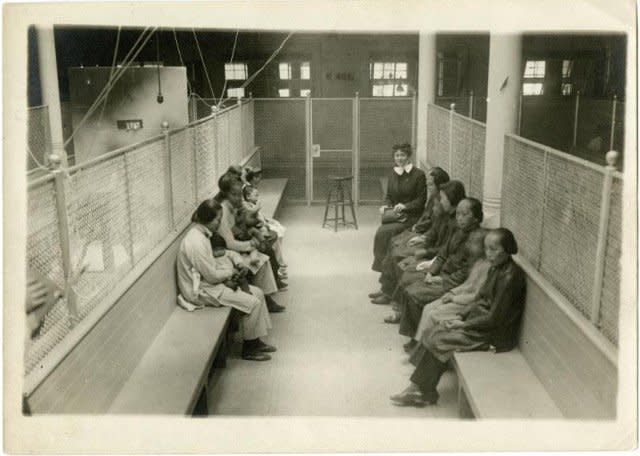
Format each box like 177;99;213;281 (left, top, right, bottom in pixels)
371;143;427;273
390;228;526;407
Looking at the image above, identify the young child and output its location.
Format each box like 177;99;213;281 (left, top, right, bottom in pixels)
243;184;287;276
412;228;490;344
231;207;265;268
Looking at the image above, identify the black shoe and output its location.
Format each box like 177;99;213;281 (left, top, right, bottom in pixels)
368;290;385;299
266;295;286;313
255;339;277;353
403;339;418;353
241;350;272;361
277;280;289;291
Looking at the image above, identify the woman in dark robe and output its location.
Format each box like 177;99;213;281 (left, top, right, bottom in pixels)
390;228;526;406
371;143;427;273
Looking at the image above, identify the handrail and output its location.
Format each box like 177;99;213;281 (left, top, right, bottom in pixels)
428;103;453;114
27;173;56;190
450;109;486;127
505;133;623;176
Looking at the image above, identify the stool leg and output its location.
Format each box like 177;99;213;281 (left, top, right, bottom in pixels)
323;186;333;228
339;182;346;226
334;184;339;232
348;185;358;229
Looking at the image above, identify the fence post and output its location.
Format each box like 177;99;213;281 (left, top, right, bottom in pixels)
122;153;136;265
49;154;79;326
517;92;523;136
573;90;580;148
609;94;617;151
469;91;474;118
448;103;455;174
352;92;360;205
305;93;312;205
162;121;175;230
192;125;199;204
590;150;619;326
411;91;417;154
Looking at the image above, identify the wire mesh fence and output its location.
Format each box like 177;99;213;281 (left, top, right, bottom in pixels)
434;95;487;123
502;134;622;345
426;104;486;200
25;100;256;379
27;106;52;171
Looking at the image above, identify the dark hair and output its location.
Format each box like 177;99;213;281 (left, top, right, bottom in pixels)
493;227;519;255
392;142;412;157
439;180;466;208
192;199;222;224
462;197;484;223
217;173;244;200
428;167;450;189
226;165;243;177
245;167;262;183
243;184;258;200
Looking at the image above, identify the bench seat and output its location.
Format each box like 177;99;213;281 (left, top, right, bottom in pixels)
109;306;231;414
258;178;288;217
453;350;563;419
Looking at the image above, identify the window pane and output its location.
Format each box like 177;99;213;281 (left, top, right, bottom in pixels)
561;83;572;96
372;83;384;96
278;88;290;97
373;63;384;79
383;83;394;96
562;60;572;78
279;63;291;80
395;64;407;79
225;63;247;80
300;62;310;80
394;83;408;96
383;62;395;79
300;89;311;97
524;60;545;78
523;82;544;96
227;87;245;98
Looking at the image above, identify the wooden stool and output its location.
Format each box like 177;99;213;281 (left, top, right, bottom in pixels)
322;175;358;232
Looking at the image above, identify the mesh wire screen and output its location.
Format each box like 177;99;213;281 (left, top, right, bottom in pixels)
254;99;306;200
195;118;218;199
501;137;547;269
216;112;231;176
25;179;72;375
359;99;412;201
241;101;255;160
427;105;451;172
66;156;133;321
469;122;486;199
599;176;622;344
451;115;473;196
539;155;604;321
312;99;353;201
27;106;52;171
227;106;242;166
125;138;171;263
426;106;437;168
169;128;197;223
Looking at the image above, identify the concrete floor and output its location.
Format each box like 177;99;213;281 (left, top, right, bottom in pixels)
208;205;458;417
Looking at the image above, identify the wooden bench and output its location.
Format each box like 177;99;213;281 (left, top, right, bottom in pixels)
453;255;618;419
29;178;288;415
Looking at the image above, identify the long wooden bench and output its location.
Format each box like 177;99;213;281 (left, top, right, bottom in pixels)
453;255;618;419
29;178;288;415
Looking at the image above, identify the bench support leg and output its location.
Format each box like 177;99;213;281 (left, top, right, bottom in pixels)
458;384;474;419
193;385;209;416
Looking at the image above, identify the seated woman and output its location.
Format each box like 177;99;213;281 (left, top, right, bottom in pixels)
371;143;426;273
376;180;466;315
176;199;276;361
215;174;286;313
390;228;526;406
387;167;450;261
398;197;484;349
412;228;490;345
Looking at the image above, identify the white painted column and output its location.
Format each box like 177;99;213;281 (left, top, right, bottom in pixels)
482;34;522;227
416;32;436;168
37;26;67;165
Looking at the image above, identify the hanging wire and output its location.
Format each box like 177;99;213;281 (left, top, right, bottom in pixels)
155;31;164;103
63;27;157;150
85;26;121;158
218;31;294;107
218;29;239;107
192;28;216;101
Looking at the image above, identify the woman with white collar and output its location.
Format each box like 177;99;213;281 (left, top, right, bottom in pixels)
372;142;427;273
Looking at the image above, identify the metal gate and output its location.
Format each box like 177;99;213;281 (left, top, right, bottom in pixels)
253;96;416;204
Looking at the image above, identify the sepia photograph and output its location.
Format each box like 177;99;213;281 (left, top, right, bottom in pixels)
4;0;637;453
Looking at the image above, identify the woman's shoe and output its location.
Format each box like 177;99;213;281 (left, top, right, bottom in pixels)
368;290;385;299
371;294;391;305
277;280;289;291
403;339;418;353
277;269;288;279
255;339;277;353
390;391;427;407
384;312;401;324
241;350;272;361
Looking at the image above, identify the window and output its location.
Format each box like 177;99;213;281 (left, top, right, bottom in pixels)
561;60;573;96
370;61;408;97
523;83;544;96
279;63;292;80
278;88;290;97
227;87;245;98
522;60;545;96
300;89;311;97
300;62;311;80
523;60;546;78
225;63;248;80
